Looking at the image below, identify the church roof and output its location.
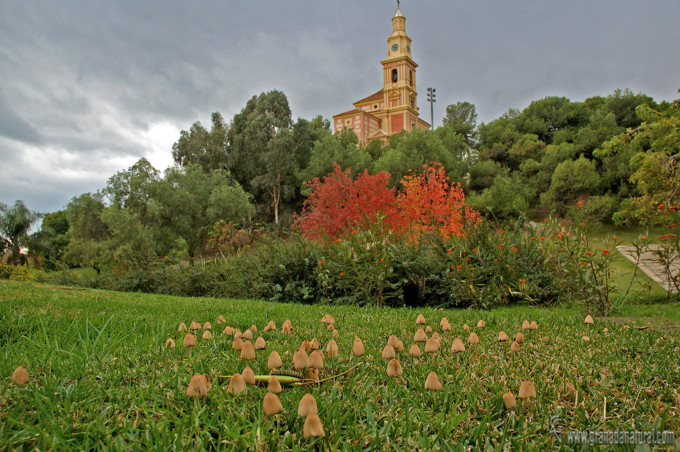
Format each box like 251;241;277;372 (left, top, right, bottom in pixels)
354;89;384;106
333;108;361;117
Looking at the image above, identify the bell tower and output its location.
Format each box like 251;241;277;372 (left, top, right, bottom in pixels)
382;5;420;134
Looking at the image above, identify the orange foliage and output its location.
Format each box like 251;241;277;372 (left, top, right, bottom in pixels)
397;163;480;238
293;162;479;240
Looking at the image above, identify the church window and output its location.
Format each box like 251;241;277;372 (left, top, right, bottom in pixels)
410;99;414;108
409;70;413;86
374;104;378;109
392;69;398;82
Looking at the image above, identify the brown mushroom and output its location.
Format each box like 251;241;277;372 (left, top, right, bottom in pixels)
203;321;211;330
242;366;255;385
217;315;226;324
303;413;325;438
382;344;396;360
267;376;282;393
414;328;427;343
585;315;594;325
386;359;403;377
177;322;187;333
293;348;311;370
424;372;442;391
518;380;537;400
503;391;516;409
227;373;246;395
267;351;283;370
11;366;29;386
468;332;480;345
240;340;256;361
183;334;196;348
409;344;422;357
186;373;211;398
309;350;324;369
201;330;212;340
254;337;266;350
450;338;466;353
165;338;175;348
263;392;283;416
298;393;318;417
424;338;440;353
416;314;426;325
352;338;365;357
498;331;509;342
326;339;339;358
511;341;521;352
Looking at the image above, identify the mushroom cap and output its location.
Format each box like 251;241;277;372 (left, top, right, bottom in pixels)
267;376;282;393
425;326;433;334
242;366;255;385
217;315;226;324
382;344;396;359
451;338;466;353
282;319;292;328
264;320;276;332
440;317;449;328
409;344;422;357
498;331;509;342
582;335;591;342
386;359;403;377
232;336;244;351
293;349;311;370
468;332;480;345
503;391;516;409
223;326;234;336
321;314;335;325
530;321;538;330
326;339;339;358
424;372;442;391
477;320;485;328
263;392;283;416
306;368;319;381
303;413;325;438
414;328;427;342
352;339;365;357
513;332;525;344
202;330;212;340
267;351;283;369
431;332;441;343
441;321;452;332
227;373;246;395
310;338;320;350
250;324;257;332
300;340;312;352
178;322;187;333
282;324;292;334
11;366;29;386
186;373;211;398
511;341;521;352
240;340;256;360
189;321;201;330
585;315;594;324
518;380;537;399
522;320;531;330
327;323;335;331
298;393;318;417
254;337;266;350
203;321;211;330
234;330;242;340
183;334;196;348
309;350;324;369
424;338;440;353
416;314;426;324
242;329;253;341
165;338;176;348
463;324;470;331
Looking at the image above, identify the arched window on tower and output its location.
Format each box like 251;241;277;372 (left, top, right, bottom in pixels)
409;70;413;86
392;69;398;83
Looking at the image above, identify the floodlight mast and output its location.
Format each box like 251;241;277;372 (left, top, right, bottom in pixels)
427;87;436;129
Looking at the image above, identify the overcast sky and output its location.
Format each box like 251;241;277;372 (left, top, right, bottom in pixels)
1;0;679;215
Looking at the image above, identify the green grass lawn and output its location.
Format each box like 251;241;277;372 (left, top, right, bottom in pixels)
1;281;678;450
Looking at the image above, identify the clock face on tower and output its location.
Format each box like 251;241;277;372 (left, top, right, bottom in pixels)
391;43;399;52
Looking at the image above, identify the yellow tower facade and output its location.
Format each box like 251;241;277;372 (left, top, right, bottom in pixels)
333;6;430;143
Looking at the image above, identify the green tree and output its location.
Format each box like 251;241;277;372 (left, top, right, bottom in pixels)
153;164;254;258
30;209;69;269
228;90;298;223
298;128;372;188
542;157;600;215
0;200;43;266
63;193;109;271
375;129;459;186
442;101;478;158
172;112;229;172
104;158;160;225
471;173;529;218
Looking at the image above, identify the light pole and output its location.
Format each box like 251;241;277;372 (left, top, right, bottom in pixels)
426;87;436;129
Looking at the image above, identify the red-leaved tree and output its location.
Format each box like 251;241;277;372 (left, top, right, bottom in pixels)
292;164;403;240
293;162;479;240
397;162;480;238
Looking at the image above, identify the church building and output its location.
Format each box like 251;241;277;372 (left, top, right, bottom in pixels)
333;6;430;143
